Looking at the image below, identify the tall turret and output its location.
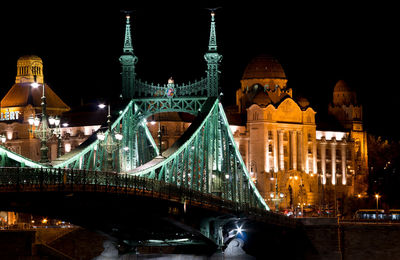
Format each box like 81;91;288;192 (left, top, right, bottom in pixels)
119;12;138;99
204;10;222;97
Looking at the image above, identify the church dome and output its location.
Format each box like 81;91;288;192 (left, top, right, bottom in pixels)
332;80;357;106
242;54;286;80
252;90;272;106
17;55;42;62
333;80;351;93
297;96;310;108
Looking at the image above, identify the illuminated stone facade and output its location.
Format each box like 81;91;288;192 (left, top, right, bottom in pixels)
1;54;368;214
150;54;368;214
231;55;368;213
0;55;101;162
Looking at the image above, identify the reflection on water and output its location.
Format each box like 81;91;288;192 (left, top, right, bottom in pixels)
94;239;255;260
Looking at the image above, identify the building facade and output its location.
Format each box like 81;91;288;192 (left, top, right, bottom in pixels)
228;55;368;213
148;54;369;214
1;17;369;216
0;55;102;162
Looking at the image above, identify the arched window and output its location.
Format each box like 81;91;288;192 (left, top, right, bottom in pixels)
267;112;272;120
253;112;258;120
250;161;257;175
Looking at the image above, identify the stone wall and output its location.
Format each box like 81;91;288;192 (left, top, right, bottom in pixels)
301;218;400;260
0;230;36;258
341;223;400;260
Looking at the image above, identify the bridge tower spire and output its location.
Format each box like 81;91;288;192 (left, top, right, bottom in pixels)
204;10;222;97
119;11;138;99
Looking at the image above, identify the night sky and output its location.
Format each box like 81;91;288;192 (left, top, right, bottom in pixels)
1;3;397;138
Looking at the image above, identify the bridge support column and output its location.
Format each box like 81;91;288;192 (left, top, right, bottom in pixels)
278;130;284;170
200;217;229;247
320;139;327;185
341;141;347;185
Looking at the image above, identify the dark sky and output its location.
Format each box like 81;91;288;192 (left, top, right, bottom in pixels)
1;3;397;138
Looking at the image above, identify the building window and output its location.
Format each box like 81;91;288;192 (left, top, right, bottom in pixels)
161;125;167;135
347;148;352;160
253;112;258;120
268;130;273;140
283;132;288;141
64;143;71;153
317;161;321;172
267;112;272;120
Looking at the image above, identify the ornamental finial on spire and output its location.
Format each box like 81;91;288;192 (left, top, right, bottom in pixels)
122;10;134;54
207;7;220;52
204;8;222;97
120;10;138;99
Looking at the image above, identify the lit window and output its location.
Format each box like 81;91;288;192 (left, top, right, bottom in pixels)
65;143;71;153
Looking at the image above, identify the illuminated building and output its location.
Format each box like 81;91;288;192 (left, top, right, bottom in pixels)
1;33;368;216
148;54;368;214
229;54;368;212
0;55;103;161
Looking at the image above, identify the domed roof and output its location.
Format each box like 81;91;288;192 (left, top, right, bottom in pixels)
252;90;272;106
297;97;310;108
17;55;42;62
333;80;351;92
332;80;358;106
242;54;286;80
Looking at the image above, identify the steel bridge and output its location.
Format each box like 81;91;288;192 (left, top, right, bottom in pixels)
0;11;296;249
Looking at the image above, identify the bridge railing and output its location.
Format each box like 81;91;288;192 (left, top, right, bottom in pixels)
0;167;296;226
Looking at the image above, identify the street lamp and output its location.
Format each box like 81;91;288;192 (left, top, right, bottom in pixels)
0;134;6;144
375;194;381;210
26;76;66;162
156;111;164;157
97;104;123;172
270;191;285;213
27;77;52;164
270;171;284;213
150;115;156;125
48;115;62;158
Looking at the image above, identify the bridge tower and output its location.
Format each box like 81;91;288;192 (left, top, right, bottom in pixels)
0;11;272;248
3;10;269;215
119;12;138;99
204;11;222;97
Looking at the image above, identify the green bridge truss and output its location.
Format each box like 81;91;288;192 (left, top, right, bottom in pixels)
0;96;268;210
0;11;269;211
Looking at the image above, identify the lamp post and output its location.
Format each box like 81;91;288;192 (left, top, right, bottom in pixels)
97;105;123;172
0;134;6;144
157;115;162;157
27;79;52;164
27;78;66;163
49;116;62;158
375;194;381;210
289;174;296;215
270;190;285;213
269;171;284;213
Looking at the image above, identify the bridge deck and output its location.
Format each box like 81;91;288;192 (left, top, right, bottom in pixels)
0;167;296;228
